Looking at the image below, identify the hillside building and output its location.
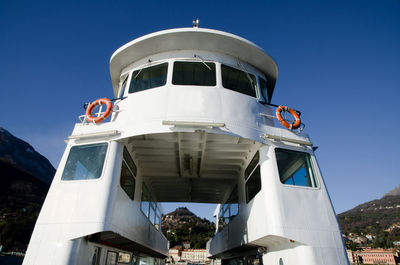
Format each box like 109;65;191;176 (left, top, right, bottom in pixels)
347;248;399;265
181;249;208;264
358;248;397;265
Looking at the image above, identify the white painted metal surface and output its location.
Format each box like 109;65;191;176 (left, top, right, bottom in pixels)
23;26;349;265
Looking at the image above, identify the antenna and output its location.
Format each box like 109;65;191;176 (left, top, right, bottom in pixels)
192;18;199;28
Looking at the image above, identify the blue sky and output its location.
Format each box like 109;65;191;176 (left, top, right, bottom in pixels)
1;0;399;221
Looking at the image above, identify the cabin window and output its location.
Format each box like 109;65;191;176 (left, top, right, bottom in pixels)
129;63;168;93
172;61;216;86
218;185;239;232
140;183;162;230
106;251;117;265
222;64;257;98
118;252;131;263
155;208;161;230
259;77;268;102
141;183;151;217
120;147;136;200
275;148;317;188
61;143;108;181
245;151;261;203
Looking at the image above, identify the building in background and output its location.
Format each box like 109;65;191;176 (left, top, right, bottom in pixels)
346;249;360;265
346;248;399;265
181;249;208;264
168;246;183;263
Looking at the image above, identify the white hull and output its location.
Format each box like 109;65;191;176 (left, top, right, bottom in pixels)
23;27;349;265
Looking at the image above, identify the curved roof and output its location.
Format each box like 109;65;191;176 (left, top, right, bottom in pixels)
109;28;278;97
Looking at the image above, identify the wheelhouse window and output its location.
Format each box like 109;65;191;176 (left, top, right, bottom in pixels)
120;147;136;200
222;64;257;97
129;63;168;93
275;148;317;188
118;74;130;98
172;61;216;86
259;77;268;102
61;143;108;181
245;151;261;203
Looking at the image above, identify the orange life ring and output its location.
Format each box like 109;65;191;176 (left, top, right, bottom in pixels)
275;105;301;130
85;98;113;124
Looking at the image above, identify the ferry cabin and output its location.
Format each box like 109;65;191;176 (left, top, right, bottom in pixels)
23;28;349;265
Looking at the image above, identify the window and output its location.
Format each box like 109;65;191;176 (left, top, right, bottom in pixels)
218;185;239;232
245;151;259;180
118;252;131;264
275;148;317;188
222;64;256;97
120;147;136;200
91;247;101;265
140;182;162;230
61;143;108;180
106;251;117;265
155;209;161;230
118;74;129;97
141;183;151;217
259;77;268;102
129;63;168;93
246;166;261;203
245;151;261;203
172;61;216;86
149;201;156;225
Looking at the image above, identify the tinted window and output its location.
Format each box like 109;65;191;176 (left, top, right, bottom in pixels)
120;162;135;199
61;143;108;180
123;147;137;176
275;149;317;188
218;186;239;232
246;166;261;203
259;77;268;102
245;151;259;180
172;61;216;86
222;64;256;97
129;63;168;93
141;183;151;217
120;147;136;200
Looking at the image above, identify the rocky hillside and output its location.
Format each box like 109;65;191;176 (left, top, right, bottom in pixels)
0;127;55;184
0;127;55;252
338;186;400;249
162;207;215;249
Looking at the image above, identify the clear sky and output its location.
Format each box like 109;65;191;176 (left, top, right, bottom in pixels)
1;0;399;221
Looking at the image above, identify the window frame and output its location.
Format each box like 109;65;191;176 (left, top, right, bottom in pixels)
221;63;259;99
128;62;169;94
120;147;137;200
172;60;217;87
274;147;319;189
258;76;269;103
217;185;239;232
140;182;162;230
60;142;109;182
245;151;262;204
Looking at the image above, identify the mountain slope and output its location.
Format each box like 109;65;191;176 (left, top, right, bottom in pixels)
0;127;55;184
0;127;55;252
337;189;400;248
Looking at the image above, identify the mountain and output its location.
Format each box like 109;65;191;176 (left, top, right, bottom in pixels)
0;127;55;252
0;127;55;184
162;207;215;249
337;187;400;249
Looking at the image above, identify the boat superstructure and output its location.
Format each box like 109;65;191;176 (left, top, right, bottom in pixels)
23;26;349;265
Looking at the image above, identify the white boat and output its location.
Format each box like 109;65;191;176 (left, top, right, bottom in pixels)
23;23;349;265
